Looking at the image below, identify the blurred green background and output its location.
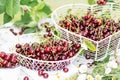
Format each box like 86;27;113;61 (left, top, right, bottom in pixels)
0;0;88;25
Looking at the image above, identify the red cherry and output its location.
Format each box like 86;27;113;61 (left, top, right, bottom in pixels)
43;73;49;79
75;44;81;49
85;54;91;59
47;32;52;37
4;55;10;61
66;22;70;27
11;57;17;63
62;41;68;47
44;34;48;38
16;48;22;53
38;70;44;76
0;52;6;58
71;27;75;31
5;62;12;68
68;52;74;57
19;31;23;35
57;46;62;52
45;47;51;53
35;48;40;52
29;49;34;54
102;1;106;5
85;13;91;20
40;50;45;54
36;52;41;57
3;60;8;65
16;44;21;48
40;54;47;60
10;53;17;59
63;68;69;73
23;76;29;80
46;27;51;32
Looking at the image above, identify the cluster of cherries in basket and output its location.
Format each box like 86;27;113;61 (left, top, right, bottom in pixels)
15;39;81;61
59;13;120;41
0;52;18;68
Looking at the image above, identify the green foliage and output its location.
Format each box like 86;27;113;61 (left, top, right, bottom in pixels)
103;67;120;79
31;1;52;22
35;1;45;10
0;0;7;14
102;76;113;80
40;4;52;15
24;27;37;34
21;11;32;24
92;65;105;77
0;0;52;33
6;0;20;18
88;0;96;5
95;55;110;65
20;0;38;7
107;0;113;2
83;39;96;52
4;13;12;23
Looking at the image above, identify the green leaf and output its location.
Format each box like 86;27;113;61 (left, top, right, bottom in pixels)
35;1;45;11
80;49;86;55
88;0;96;5
40;4;52;15
38;1;45;10
14;21;25;28
24;27;37;34
95;55;110;65
37;11;48;19
107;0;113;2
14;21;36;28
110;67;120;74
21;11;32;24
54;30;58;36
83;39;96;52
28;1;38;7
0;0;7;14
102;76;113;80
20;0;29;5
53;30;61;38
92;65;105;77
20;0;38;7
103;55;110;63
20;7;24;15
4;13;12;23
6;0;20;18
35;15;39;22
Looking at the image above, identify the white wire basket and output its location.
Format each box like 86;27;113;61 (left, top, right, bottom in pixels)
17;45;83;71
51;3;120;61
17;33;83;71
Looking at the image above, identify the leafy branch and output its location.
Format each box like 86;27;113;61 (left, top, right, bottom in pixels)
0;0;52;34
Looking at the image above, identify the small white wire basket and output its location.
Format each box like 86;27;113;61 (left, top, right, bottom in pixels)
51;2;120;61
17;45;83;71
17;33;83;71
